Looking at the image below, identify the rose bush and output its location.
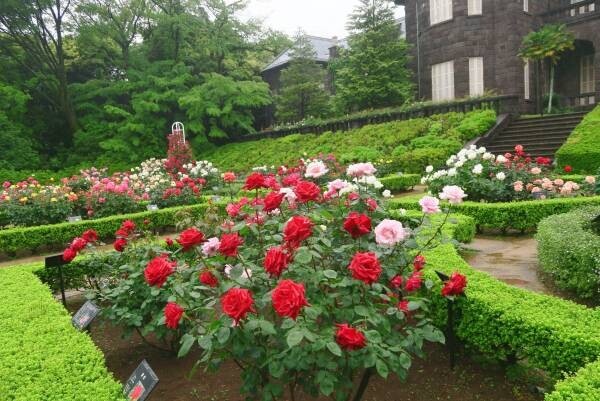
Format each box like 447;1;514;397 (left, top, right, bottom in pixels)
71;158;467;401
422;145;596;202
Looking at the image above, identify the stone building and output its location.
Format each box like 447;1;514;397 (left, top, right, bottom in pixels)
395;0;599;112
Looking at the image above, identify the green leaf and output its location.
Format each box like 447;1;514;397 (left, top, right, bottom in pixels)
217;326;230;344
294;247;312;264
269;361;284;378
286;329;304;348
399;353;411;370
376;359;389;378
326;341;342;357
259;320;277;335
178;334;195;357
354;305;370;317
323;269;337;279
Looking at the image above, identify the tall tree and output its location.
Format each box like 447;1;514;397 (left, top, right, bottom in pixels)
519;24;574;114
275;32;330;123
0;0;78;143
332;0;413;112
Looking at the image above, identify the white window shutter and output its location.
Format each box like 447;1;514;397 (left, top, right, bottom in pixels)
469;57;484;97
524;61;530;100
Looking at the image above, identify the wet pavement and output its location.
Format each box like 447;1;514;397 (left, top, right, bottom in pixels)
460;235;550;294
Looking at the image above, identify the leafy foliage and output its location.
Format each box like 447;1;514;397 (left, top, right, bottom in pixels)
556;105;600;173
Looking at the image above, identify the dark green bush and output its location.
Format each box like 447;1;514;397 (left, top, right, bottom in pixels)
556;105;600;173
536;206;600;300
0;267;123;400
389;195;600;231
396;147;454;174
379;174;421;192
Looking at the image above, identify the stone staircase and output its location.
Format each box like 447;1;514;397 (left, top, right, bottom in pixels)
483;112;588;158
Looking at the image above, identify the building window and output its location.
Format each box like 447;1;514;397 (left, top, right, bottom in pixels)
432;61;455;101
524;60;531;100
581;54;595;94
571;0;595;16
523;0;529;12
469;57;484;97
430;0;453;25
468;0;482;15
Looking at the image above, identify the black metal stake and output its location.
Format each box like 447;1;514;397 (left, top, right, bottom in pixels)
447;299;456;370
58;263;67;308
352;368;374;401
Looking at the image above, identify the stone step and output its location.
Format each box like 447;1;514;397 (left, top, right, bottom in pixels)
506;121;581;131
489;137;567;147
495;132;571;141
511;112;587;124
486;145;562;155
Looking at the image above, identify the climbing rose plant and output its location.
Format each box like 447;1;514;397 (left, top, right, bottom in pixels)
76;159;465;400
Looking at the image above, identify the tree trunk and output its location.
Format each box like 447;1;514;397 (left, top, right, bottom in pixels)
547;63;555;114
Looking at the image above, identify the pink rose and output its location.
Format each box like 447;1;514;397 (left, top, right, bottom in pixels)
202;237;221;257
346;163;377;178
304;160;329;178
585;176;596;184
553;179;564;186
419;196;440;214
327;179;349;193
513;181;524;192
374;219;407;246
530;167;541;175
439;186;467;204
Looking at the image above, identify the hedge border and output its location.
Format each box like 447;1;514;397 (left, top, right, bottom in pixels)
0;199;228;255
389;195;600;231
0;267;124;400
546;359;600;401
556;105;600;173
380;174;421;192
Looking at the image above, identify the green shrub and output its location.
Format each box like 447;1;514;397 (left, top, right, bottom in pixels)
392;209;476;244
197;110;496;173
380;174;421;192
0;267;123;400
455;109;497;141
556;105;600;173
536;206;600;300
546;359;600;401
0;199;226;255
389;195;600;231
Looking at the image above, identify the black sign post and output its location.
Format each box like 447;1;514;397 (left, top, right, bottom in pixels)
436;270;457;370
123;360;159;401
72;301;101;331
45;254;69;308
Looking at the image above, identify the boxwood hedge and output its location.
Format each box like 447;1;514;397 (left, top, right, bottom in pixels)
380;174;421;192
546;359;600;401
536;206;600;300
389;195;600;231
0;199;227;255
556;105;600;173
0;267;123;400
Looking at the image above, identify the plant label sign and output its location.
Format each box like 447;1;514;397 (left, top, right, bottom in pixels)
146;204;159;211
45;254;69;268
123;360;159;401
71;301;101;331
67;215;82;223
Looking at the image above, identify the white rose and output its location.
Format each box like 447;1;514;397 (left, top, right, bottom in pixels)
496;172;506;181
425;165;434;173
382;189;392;198
472;164;483;175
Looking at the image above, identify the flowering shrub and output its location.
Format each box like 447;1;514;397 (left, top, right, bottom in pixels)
76;159;468;400
422;145;596;202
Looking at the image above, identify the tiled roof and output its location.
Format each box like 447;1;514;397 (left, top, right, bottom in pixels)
262;36;347;72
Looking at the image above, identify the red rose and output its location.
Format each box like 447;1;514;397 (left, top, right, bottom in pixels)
223;172;236;183
294;180;321;203
243;172;267;190
284;216;313;248
62;247;77;262
200;270;219;288
144;256;176;287
115;228;130;238
397;300;410;315
413;255;426;271
221;288;255;323
219;233;244;257
121;220;136;233
113;238;127;252
347;192;360;202
441;272;467;297
335;323;366;351
177;227;205;251
343;212;372;239
70;237;87;252
348;252;382;285
263;246;291;277
164;302;184;329
390;275;403;289
564;165;573;173
272;279;309;319
82;229;98;243
366;198;378;212
282;173;301;186
264;175;281;191
404;271;422;292
165;237;174;247
263;191;285;213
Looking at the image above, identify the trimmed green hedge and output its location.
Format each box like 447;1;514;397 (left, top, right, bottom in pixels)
536;206;600;300
546;359;600;401
0;199;226;255
0;267;123;400
424;243;600;378
392;209;476;244
556;105;600;173
380;174;421;192
389;195;600;231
